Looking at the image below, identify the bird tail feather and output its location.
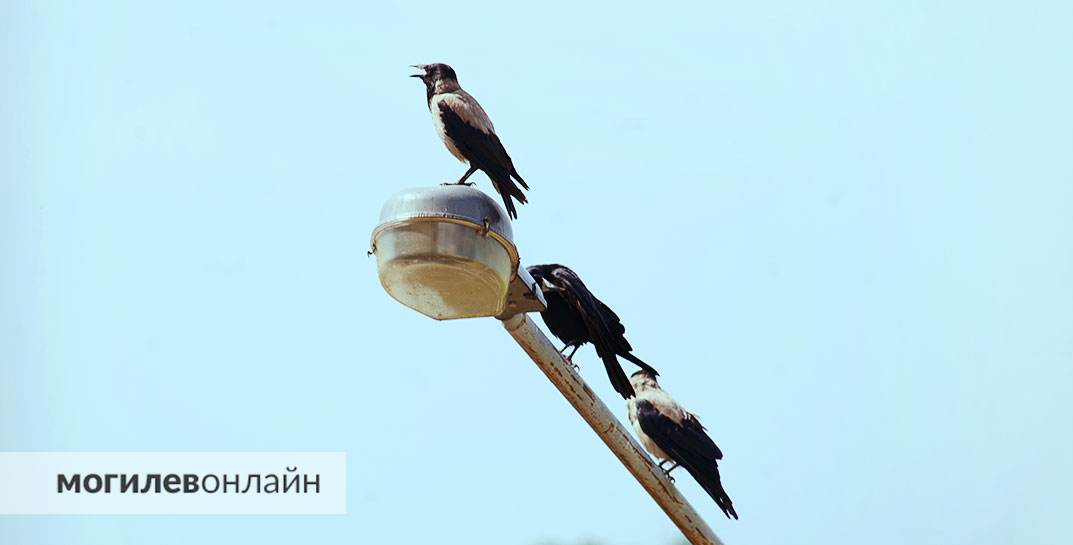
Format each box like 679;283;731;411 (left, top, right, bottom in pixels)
684;461;738;520
491;173;527;219
602;355;636;400
500;190;519;219
619;351;659;377
511;169;530;190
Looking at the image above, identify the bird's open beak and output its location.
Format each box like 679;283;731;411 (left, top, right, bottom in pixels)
409;64;426;78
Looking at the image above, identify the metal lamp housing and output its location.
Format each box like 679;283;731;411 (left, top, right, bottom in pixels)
370;185;541;320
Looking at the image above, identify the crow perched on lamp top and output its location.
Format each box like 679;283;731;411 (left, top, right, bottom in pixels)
410;63;529;219
627;371;739;520
527;263;660;400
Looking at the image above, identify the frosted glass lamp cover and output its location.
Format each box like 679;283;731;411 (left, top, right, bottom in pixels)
370;185;519;320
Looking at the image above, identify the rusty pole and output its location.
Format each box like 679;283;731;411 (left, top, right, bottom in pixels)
499;313;725;545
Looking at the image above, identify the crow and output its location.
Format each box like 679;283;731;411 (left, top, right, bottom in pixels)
527;263;659;399
411;63;529;219
627;371;739;520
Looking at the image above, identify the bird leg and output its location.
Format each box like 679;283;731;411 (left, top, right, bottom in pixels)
561;344;581;361
453;165;478;186
559;344;580;371
561;344;581;360
658;460;680;482
659;460;680;472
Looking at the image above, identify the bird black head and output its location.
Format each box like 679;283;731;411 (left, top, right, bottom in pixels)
630;369;658;381
410;63;458;85
411;63;460;101
629;370;660;390
526;264;557;281
526;264;567;291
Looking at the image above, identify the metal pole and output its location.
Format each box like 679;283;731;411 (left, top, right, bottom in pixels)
500;313;725;545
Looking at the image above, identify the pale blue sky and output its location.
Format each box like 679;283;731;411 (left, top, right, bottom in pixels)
3;1;1072;544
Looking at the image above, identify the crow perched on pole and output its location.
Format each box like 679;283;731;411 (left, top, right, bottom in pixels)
410;63;529;219
628;371;739;520
527;263;659;399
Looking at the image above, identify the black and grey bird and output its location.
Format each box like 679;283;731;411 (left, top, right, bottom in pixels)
527;263;659;400
410;63;529;219
627;371;738;519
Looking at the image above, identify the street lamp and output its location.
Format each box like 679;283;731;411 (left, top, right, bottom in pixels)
370;185;545;320
370;185;725;545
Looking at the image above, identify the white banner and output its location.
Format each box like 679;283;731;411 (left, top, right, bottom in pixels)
0;452;346;514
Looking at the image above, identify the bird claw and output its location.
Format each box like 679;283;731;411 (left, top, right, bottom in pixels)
453;181;474;186
558;347;580;371
560;354;578;371
658;460;680;482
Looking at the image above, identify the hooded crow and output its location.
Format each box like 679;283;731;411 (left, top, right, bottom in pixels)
627;371;738;520
411;63;529;219
527;263;659;399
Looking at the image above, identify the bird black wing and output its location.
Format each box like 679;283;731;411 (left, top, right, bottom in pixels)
597;299;628;340
635;400;737;519
438;101;528;219
594;296;658;377
540;289;587;346
547;266;636;399
556;267;658;378
529;264;591;347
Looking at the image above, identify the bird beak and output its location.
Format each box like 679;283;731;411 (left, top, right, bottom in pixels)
409;64;426;78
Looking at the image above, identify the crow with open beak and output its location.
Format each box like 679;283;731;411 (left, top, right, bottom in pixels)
410;63;529;219
527;263;660;399
628;371;739;520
